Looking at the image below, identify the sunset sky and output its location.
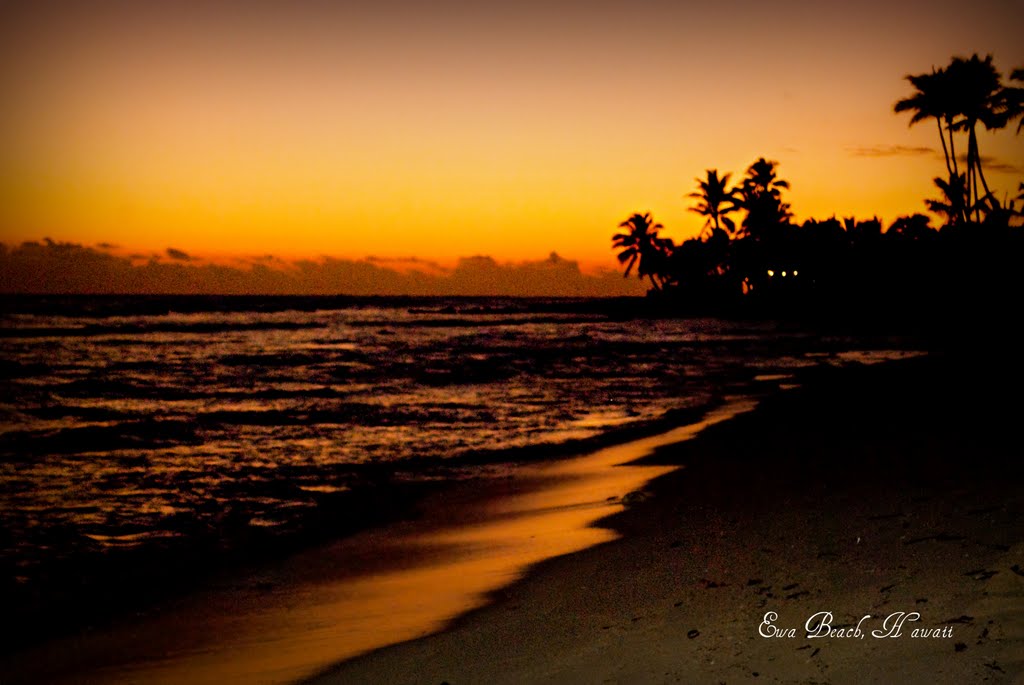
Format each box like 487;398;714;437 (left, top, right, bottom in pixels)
2;0;1022;283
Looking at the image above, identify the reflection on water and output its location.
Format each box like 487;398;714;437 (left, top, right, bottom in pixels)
0;299;921;589
6;400;754;685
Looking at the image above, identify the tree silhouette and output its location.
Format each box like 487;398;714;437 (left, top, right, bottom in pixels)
895;66;959;179
605;53;1024;312
896;55;1020;224
736;158;792;240
887;214;935;241
687;170;740;237
1005;67;1024;134
612;212;673;291
926;174;969;228
946;55;1006;220
844;216;882;243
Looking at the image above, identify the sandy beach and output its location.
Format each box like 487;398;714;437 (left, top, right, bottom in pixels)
308;353;1024;684
3;351;1022;685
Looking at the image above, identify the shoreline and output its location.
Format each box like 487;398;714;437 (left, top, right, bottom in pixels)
0;387;744;657
308;353;1024;684
5;352;1018;684
0;389;760;684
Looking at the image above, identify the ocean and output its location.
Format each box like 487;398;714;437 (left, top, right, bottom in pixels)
0;295;922;614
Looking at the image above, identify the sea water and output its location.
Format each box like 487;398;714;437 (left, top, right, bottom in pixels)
0;295;922;592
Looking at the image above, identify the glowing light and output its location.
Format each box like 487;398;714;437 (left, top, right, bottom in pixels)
793;270;799;276
767;270;774;277
781;271;787;277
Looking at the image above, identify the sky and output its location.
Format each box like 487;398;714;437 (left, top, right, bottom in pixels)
1;0;1022;293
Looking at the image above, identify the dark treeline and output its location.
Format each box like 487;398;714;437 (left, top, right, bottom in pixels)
613;54;1024;323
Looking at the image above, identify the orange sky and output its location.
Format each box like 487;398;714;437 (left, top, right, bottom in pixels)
1;0;1022;281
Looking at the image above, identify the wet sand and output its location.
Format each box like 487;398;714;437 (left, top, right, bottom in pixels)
309;354;1024;684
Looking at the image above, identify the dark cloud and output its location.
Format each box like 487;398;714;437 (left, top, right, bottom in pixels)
0;241;644;296
848;146;1021;175
245;255;289;265
365;255;448;275
446;252;612;296
847;145;935;158
955;154;1021;174
166;247;192;261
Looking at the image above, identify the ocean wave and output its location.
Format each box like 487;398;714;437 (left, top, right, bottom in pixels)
0;419;202;458
0;320;326;339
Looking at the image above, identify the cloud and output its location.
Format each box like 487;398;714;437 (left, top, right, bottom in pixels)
0;241;645;296
446;252;620;296
984;160;1021;174
954;154;1021;174
847;145;935;158
166;247;192;261
848;146;1020;174
365;255;449;275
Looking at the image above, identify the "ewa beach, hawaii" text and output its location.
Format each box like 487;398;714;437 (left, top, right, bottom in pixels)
759;611;954;640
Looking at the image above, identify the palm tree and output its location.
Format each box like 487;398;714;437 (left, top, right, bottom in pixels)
736;158;793;240
945;55;1006;220
925;174;969;228
687;170;740;237
896;55;1014;223
612;212;673;291
1004;67;1024;134
895;67;958;178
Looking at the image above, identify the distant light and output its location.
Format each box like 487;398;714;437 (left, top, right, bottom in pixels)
793;270;799;276
781;271;787;277
767;270;774;277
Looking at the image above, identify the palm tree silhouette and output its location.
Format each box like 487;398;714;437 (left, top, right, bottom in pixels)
895;67;959;179
687;170;740;237
946;54;1006;220
1005;67;1024;134
926;174;969;228
896;55;1016;223
612;212;673;291
736;158;792;239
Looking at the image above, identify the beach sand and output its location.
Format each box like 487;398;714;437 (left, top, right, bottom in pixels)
3;353;1021;685
309;354;1024;684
